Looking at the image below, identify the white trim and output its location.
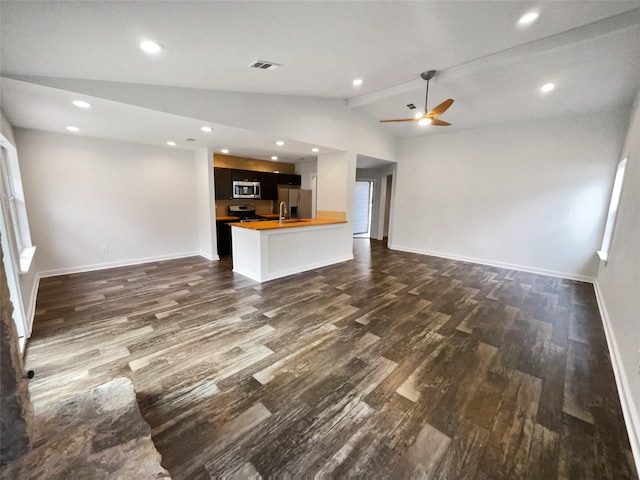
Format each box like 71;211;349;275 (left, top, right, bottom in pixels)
25;273;40;335
199;251;220;261
37;251;200;278
593;281;640;470
387;243;595;282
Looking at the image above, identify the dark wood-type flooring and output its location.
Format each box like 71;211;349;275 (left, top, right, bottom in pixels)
25;240;638;479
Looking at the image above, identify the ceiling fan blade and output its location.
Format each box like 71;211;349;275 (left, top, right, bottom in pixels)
430;118;451;126
426;99;454;117
379;118;418;123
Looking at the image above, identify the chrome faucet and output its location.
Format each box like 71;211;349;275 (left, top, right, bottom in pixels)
279;201;288;223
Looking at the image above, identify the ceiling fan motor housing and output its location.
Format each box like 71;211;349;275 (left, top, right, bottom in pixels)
420;70;436;81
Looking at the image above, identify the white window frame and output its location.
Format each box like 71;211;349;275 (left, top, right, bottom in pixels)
597;156;628;262
1;135;36;350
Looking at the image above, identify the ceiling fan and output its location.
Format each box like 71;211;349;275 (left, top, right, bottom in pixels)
379;70;454;126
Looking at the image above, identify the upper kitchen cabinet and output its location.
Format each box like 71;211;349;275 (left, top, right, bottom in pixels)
277;174;302;187
231;169;260;182
213;165;301;201
214;167;233;200
259;172;278;200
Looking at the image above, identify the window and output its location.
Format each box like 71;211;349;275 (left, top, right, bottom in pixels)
0;136;36;348
0;141;35;273
598;157;628;261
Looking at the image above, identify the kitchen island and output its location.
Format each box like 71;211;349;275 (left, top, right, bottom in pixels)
231;217;350;282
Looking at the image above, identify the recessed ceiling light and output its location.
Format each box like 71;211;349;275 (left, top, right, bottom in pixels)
72;100;91;109
312;148;319;153
167;141;176;146
140;40;163;54
352;79;363;86
276;141;284;146
541;83;555;93
201;126;212;133
271;156;278;161
418;118;432;126
66;126;79;132
518;11;539;26
221;149;229;154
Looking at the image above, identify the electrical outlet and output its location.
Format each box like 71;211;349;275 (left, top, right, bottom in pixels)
100;245;109;254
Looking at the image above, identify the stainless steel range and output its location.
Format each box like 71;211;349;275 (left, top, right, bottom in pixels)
228;204;269;222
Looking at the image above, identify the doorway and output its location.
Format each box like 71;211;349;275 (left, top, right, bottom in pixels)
353;180;373;237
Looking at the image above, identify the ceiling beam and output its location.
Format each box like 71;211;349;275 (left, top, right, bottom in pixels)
347;8;640;109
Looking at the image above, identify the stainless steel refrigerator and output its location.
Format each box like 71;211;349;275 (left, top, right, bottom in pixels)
278;188;312;218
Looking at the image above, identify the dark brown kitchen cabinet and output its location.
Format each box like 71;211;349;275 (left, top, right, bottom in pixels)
231;169;260;182
277;173;301;187
214;167;233;200
259;172;278;200
213;167;300;200
216;220;232;256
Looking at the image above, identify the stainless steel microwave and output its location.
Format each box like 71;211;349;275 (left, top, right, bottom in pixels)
232;180;261;199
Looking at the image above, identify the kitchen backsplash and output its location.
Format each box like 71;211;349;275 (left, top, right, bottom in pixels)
216;199;275;216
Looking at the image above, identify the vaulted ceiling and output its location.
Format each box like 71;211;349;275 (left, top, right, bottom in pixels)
1;1;639;162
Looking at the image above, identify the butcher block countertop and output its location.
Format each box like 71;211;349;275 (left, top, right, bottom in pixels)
231;218;347;231
216;216;240;221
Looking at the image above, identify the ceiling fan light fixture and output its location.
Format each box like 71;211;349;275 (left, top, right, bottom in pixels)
140;40;164;54
518;11;539;27
379;70;453;126
541;83;555;93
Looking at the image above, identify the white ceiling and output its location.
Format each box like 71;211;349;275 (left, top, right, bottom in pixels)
1;1;639;165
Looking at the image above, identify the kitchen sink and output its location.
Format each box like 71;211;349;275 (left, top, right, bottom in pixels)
280;219;311;223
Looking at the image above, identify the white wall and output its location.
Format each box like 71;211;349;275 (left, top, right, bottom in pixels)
391;108;630;280
15;129;199;275
195;147;217;260
1;109;17;146
595;95;640;464
316;152;357;260
295;160;318;217
19;77;396;163
295;160;317;191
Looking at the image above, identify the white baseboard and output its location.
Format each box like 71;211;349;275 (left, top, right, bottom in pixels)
387;243;595;282
37;251;201;278
199;251;220;261
593;281;640;470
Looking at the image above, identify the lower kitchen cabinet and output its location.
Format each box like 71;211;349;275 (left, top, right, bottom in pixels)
216;221;232;256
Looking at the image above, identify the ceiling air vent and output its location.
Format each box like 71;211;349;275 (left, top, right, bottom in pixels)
248;60;283;71
186;138;196;142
